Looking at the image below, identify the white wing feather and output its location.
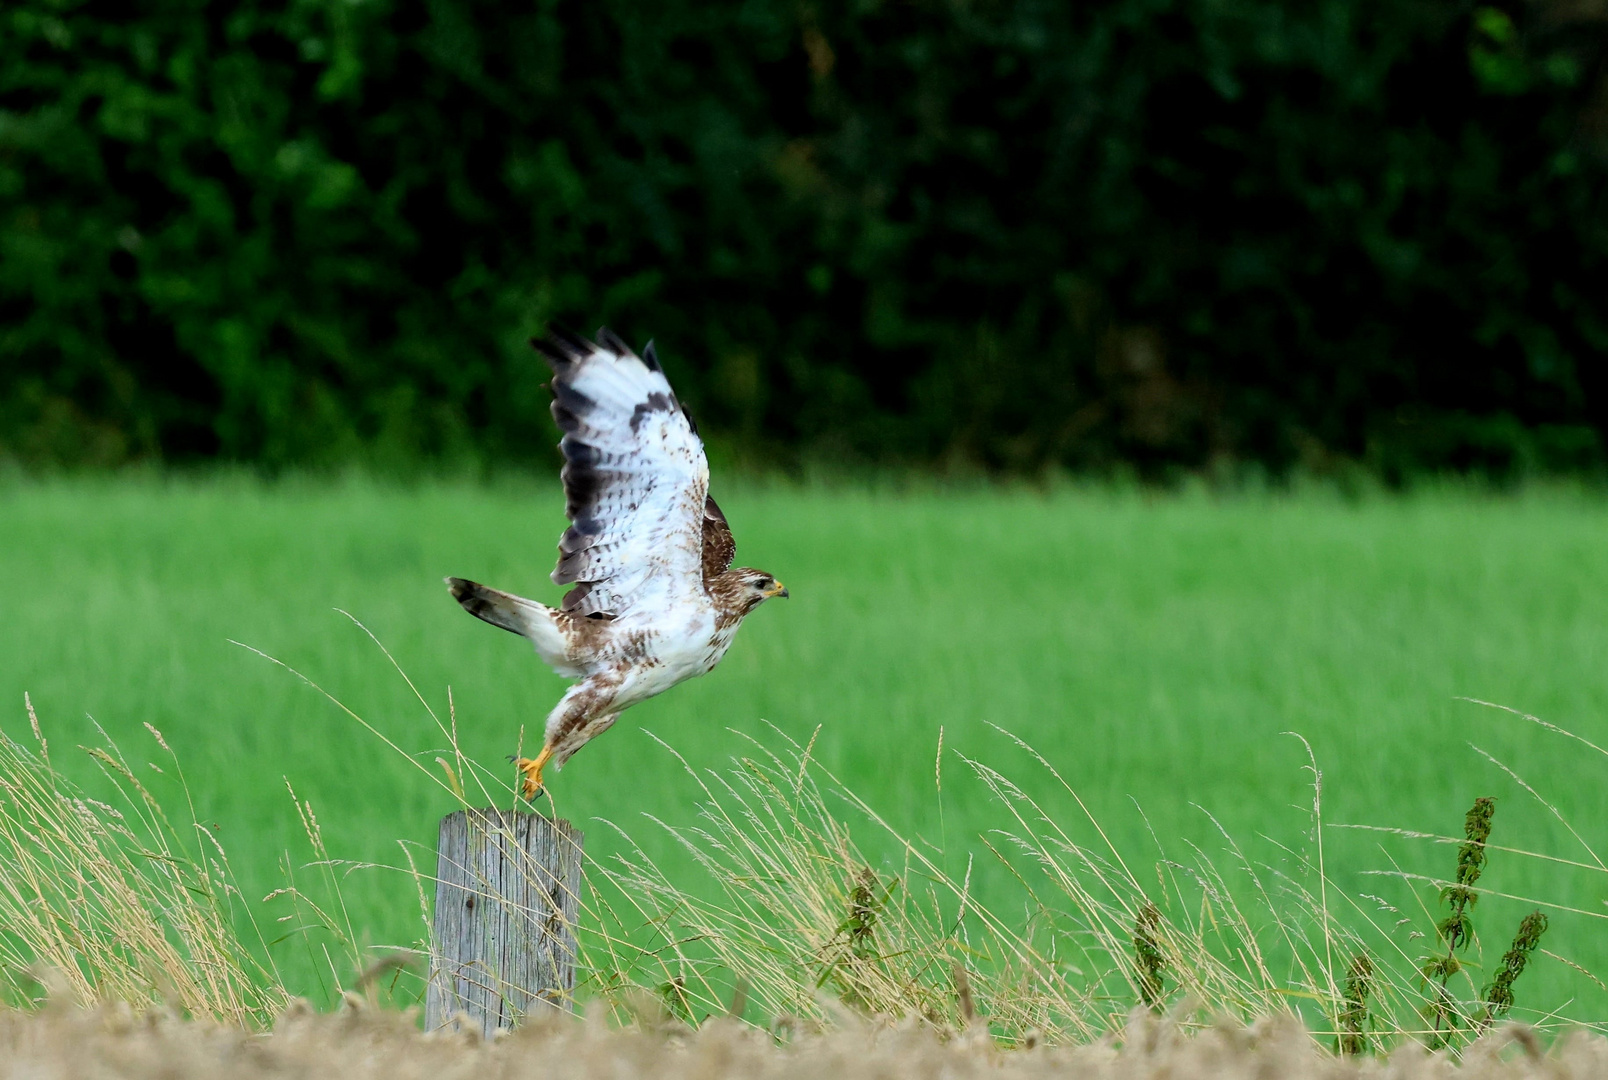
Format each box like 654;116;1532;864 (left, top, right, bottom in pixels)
534;328;709;617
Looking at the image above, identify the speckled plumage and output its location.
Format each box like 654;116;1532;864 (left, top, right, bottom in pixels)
447;328;787;790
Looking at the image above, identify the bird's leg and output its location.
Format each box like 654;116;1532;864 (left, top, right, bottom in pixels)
513;742;555;801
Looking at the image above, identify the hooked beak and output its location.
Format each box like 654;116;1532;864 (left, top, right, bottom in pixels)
766;580;790;599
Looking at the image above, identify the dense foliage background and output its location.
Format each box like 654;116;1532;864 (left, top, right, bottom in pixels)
3;0;1607;477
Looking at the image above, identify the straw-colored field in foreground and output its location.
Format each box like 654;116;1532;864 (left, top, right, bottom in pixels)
3;476;1608;1016
0;1004;1591;1080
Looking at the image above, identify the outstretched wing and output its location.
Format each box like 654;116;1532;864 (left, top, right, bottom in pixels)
534;327;709;617
701;495;735;582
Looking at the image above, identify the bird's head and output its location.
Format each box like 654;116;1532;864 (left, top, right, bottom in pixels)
727;567;789;614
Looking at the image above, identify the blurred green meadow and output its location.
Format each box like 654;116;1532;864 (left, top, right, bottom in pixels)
4;474;1608;1018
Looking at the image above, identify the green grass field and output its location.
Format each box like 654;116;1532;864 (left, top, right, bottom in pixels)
4;475;1608;1020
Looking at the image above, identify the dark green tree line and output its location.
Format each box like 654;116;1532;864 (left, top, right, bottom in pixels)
3;0;1606;475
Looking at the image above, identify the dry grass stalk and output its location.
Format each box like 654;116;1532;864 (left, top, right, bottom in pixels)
579;726;1372;1044
0;696;285;1024
52;626;1592;1053
221;618;1608;1050
576;720;1607;1052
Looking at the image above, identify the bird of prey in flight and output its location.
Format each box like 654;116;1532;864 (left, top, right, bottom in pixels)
447;327;788;798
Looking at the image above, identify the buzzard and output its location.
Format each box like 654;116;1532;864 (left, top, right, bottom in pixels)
447;328;788;799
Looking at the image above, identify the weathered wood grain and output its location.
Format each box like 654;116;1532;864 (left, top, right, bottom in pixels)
425;809;583;1037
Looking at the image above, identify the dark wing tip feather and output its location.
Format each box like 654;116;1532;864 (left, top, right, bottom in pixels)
445;576;473;601
560;435;600;467
596;325;634;357
560;463;605;506
642;340;661;371
531;325;591;371
551;405;582;433
550;379;594;413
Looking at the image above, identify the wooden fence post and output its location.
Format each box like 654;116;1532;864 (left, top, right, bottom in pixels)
425;808;584;1037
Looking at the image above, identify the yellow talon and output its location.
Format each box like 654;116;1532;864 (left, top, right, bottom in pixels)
514;745;554;800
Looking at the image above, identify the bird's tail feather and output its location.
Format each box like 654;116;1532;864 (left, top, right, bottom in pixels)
446;578;570;668
447;577;545;634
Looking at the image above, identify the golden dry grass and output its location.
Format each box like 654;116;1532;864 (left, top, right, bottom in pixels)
578;726;1596;1051
0;1001;1594;1080
3;678;1603;1055
0;697;284;1024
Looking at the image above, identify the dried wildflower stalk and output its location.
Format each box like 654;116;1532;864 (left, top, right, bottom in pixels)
1420;797;1494;1042
1479;911;1548;1029
1132;903;1166;1011
1337;953;1372;1056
